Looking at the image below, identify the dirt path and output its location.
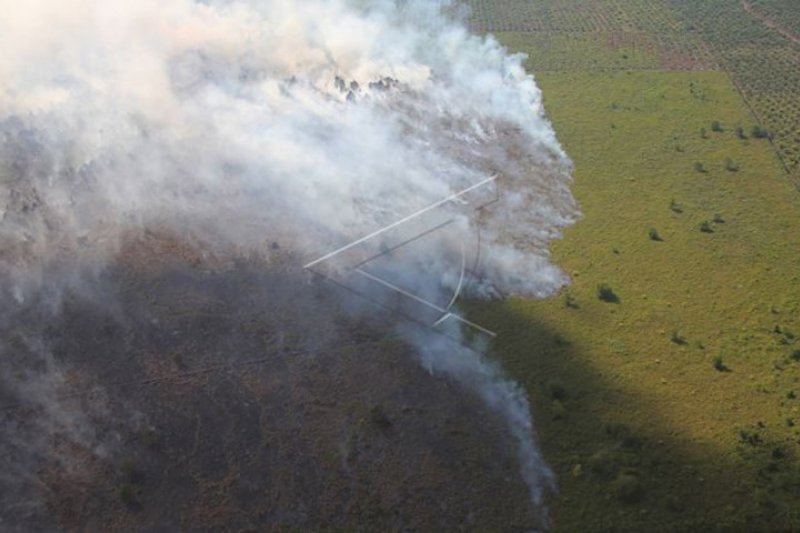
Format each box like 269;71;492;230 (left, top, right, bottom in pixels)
741;0;800;45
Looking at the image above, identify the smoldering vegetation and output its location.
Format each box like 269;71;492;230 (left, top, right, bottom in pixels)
1;236;539;530
0;0;578;529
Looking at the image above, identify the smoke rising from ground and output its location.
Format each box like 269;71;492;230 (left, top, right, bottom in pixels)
0;0;578;524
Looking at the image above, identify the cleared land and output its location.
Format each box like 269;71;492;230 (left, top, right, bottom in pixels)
466;1;800;531
468;0;800;179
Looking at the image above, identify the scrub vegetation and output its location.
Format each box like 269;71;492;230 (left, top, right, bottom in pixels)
465;1;800;529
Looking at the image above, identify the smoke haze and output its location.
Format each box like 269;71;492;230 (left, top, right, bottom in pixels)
0;0;578;528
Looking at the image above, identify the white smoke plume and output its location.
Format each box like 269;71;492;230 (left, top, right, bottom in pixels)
0;0;578;522
405;323;557;509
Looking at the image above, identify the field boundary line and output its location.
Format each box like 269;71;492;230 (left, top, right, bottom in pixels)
723;69;794;182
741;0;800;45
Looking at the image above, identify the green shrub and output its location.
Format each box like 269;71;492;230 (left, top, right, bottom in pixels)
725;158;739;172
751;125;771;139
699;220;714;233
736;126;747;139
664;495;685;513
713;213;725;224
171;352;186;369
604;422;632;439
713;356;730;372
671;331;687;345
588;448;615;476
620;434;643;451
613;471;644;504
369;404;392;429
776;327;796;345
694;162;706;173
670;198;683;213
554;334;570;347
700;127;708;139
648;228;662;241
119;483;138;506
551;399;567;420
754;487;778;511
597;284;620;303
546;378;567;400
138;428;159;449
739;430;762;445
711;120;723;132
564;293;579;309
120;457;137;482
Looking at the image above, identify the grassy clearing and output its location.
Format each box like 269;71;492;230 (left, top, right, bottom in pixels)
469;70;800;531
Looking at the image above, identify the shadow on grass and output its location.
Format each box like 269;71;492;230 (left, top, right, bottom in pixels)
465;299;800;532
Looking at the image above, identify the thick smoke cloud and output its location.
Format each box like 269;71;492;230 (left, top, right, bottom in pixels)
0;0;578;522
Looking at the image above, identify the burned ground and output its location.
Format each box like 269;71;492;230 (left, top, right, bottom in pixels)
0;232;539;531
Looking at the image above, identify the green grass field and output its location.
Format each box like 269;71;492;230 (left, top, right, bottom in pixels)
469;69;800;530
